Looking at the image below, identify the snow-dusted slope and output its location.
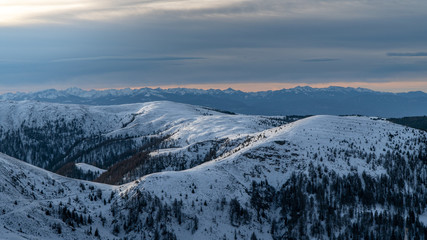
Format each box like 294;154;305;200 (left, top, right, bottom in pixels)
0;153;117;240
1;114;427;239
116;115;427;239
0;100;287;175
0;100;269;139
75;163;106;175
137;115;423;195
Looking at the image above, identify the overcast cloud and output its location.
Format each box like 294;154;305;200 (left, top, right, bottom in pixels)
0;0;427;92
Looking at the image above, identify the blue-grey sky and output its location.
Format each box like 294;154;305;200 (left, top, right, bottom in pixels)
1;0;427;92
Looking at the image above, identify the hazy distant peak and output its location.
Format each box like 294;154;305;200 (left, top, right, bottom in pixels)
1;86;426;117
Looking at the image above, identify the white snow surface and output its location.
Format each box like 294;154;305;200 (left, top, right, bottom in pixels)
121;115;426;239
0;100;276;145
75;163;106;175
131;115;425;199
0;153;117;240
0;100;283;168
0;106;426;239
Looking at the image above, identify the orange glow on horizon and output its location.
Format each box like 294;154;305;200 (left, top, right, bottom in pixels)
93;81;427;93
2;81;426;94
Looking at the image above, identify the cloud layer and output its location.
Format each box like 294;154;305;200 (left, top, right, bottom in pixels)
0;0;427;92
388;52;427;57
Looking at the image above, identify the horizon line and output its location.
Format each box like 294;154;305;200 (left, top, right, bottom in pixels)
1;81;427;94
83;81;427;94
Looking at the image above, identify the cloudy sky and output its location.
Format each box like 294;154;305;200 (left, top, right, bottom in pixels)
1;0;427;93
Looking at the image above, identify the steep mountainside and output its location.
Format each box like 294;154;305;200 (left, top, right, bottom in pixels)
0;100;295;182
1;114;427;239
118;115;427;239
0;153;116;239
1;86;427;117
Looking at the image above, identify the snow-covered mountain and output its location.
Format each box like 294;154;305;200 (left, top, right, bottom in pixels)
0;100;294;182
1;111;427;239
2;86;427;117
0;152;116;239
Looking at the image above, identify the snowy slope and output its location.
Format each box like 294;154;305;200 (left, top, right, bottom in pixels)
75;163;106;175
0;100;287;173
116;115;427;239
140;115;421;195
0;153;118;240
0;100;262;137
0;100;279;135
1;114;427;239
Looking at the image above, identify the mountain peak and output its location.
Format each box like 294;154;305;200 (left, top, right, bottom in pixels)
0;87;426;117
0;100;426;239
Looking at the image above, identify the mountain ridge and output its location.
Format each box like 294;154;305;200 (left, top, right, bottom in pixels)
2;86;426;117
1;113;427;239
0;100;294;182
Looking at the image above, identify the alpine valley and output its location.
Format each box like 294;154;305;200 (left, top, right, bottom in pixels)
0;99;427;240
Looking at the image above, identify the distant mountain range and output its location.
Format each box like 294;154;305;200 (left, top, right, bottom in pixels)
1;86;427;117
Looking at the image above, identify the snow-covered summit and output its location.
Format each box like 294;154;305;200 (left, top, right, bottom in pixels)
1;111;427;239
133;115;426;198
0;100;288;172
116;114;427;239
